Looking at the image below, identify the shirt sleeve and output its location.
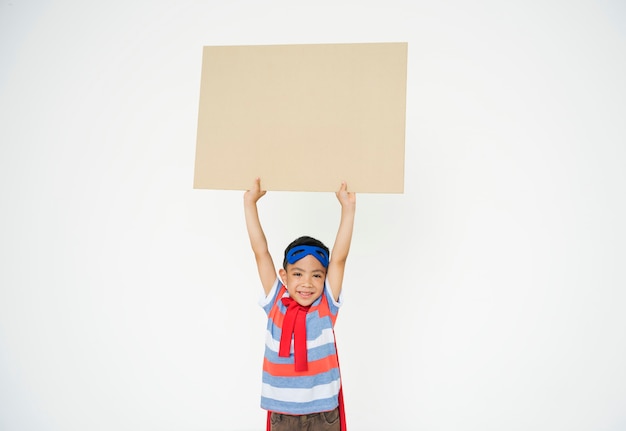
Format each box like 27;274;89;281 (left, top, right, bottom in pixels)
258;278;281;315
325;279;343;315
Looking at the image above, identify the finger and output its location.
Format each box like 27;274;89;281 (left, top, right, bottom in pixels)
256;178;268;197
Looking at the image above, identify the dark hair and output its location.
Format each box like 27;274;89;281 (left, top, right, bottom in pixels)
283;236;330;269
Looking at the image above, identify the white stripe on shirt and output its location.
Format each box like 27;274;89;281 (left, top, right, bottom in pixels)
264;327;336;353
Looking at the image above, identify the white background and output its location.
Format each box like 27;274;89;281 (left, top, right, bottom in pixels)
1;1;625;430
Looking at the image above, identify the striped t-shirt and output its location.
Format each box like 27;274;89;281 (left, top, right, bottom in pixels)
259;278;342;414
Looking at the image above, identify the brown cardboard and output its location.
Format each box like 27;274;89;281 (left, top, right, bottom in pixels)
193;42;407;193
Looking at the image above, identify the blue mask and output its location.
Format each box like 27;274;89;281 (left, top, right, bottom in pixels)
286;245;329;268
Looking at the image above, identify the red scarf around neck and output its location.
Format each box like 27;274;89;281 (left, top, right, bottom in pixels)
279;296;310;371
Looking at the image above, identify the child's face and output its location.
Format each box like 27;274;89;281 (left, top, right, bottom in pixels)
279;254;327;306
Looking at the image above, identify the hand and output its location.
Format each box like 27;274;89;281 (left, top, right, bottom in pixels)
335;181;356;208
244;177;267;204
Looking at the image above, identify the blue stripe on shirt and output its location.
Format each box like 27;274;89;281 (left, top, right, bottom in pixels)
264;342;337;364
262;368;341;389
261;395;339;415
267;310;334;340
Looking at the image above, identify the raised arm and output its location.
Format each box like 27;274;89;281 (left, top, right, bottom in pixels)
327;182;356;301
244;178;277;295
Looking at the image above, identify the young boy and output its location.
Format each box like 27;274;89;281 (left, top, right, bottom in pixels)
244;178;356;431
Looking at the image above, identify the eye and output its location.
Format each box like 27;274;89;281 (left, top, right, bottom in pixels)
314;274;323;278
293;272;302;277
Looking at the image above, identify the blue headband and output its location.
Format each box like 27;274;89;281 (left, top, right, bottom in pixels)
286;245;329;268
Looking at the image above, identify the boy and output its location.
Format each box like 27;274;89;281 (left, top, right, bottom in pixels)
244;178;356;431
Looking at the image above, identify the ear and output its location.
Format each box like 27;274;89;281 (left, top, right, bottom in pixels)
279;268;287;286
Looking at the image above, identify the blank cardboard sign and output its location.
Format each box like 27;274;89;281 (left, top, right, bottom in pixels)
193;42;407;193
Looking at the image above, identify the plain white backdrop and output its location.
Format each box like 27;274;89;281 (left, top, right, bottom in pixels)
1;1;625;430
